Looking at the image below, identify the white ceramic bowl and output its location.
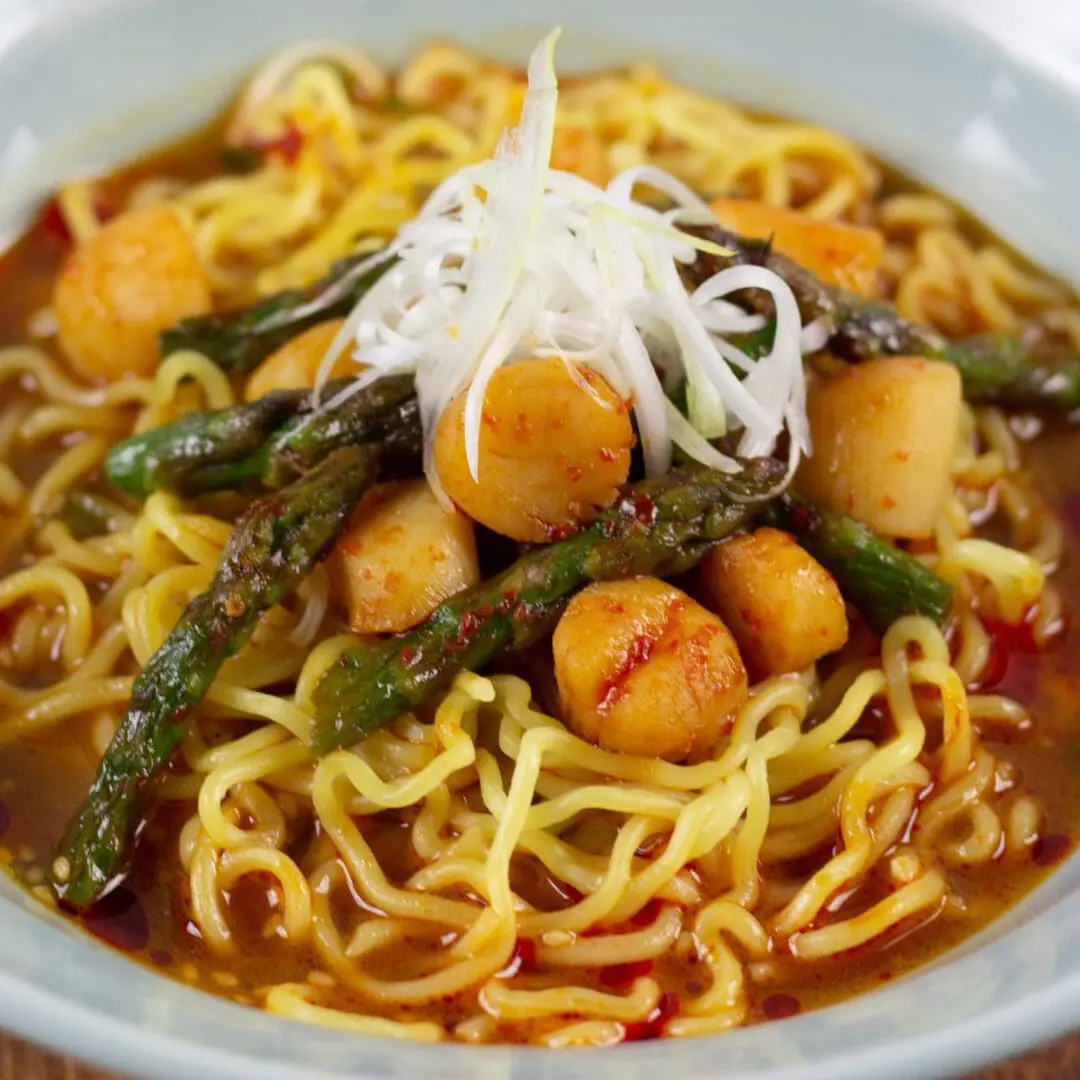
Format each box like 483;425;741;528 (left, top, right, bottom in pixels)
1;2;1079;1077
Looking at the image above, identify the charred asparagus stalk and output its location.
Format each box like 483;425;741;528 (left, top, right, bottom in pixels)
106;375;420;497
938;335;1080;411
763;494;954;636
57;491;132;539
312;458;786;753
694;226;1080;409
52;444;382;909
160;252;391;373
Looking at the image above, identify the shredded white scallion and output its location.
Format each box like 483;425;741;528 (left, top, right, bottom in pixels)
320;27;815;488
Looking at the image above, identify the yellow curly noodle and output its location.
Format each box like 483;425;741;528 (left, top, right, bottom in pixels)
56;41;879;308
0;42;1073;1045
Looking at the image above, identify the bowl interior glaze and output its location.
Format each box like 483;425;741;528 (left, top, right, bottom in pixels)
1;2;1080;1078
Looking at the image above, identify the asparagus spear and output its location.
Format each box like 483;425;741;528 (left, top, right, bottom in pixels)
106;374;420;498
691;225;1080;409
52;444;381;909
938;334;1080;411
159;252;391;373
763;494;953;636
57;491;132;539
311;458;786;753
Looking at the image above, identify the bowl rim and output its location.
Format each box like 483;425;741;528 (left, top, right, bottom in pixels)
4;914;1080;1080
2;1;1080;1078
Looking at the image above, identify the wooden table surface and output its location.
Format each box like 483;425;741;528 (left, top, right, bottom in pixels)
3;1029;1080;1079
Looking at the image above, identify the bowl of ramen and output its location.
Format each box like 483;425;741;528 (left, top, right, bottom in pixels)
1;0;1080;1078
